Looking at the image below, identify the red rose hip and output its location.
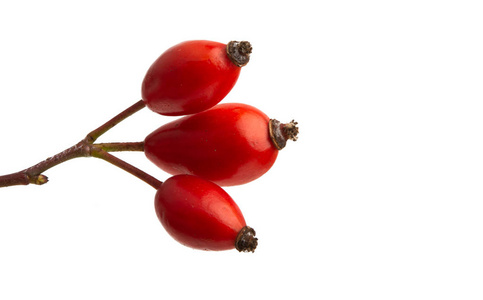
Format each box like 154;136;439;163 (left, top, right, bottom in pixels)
144;103;298;186
141;40;252;116
155;175;257;252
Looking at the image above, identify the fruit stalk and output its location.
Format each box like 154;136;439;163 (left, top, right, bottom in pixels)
94;142;144;152
91;148;162;189
85;100;146;143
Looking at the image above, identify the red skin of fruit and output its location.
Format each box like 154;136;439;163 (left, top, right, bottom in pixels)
155;175;246;251
141;40;241;116
144;103;279;186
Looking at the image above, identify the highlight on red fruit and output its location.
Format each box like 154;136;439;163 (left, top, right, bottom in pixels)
141;40;252;116
144;103;298;186
154;174;257;252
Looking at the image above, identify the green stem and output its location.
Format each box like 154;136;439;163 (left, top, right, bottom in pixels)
94;142;144;152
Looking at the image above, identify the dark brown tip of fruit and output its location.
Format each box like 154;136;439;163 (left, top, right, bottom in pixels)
269;119;299;150
235;226;258;252
226;41;252;67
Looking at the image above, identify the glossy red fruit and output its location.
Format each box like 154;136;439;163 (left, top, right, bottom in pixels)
155;174;257;252
141;40;252;116
144;103;298;186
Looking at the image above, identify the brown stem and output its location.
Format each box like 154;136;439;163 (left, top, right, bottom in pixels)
85;100;146;143
0;142;90;187
0;100;160;189
0;172;44;187
91;148;162;189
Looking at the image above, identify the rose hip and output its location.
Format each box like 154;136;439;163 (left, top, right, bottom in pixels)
141;40;251;116
155;174;257;252
144;103;298;186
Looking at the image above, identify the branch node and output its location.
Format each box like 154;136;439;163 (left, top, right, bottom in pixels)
31;174;49;185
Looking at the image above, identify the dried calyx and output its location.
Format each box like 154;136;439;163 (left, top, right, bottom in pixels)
235;226;258;252
269;119;299;150
226;41;252;67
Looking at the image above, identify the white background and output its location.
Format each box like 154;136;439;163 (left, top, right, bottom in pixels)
1;1;482;299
